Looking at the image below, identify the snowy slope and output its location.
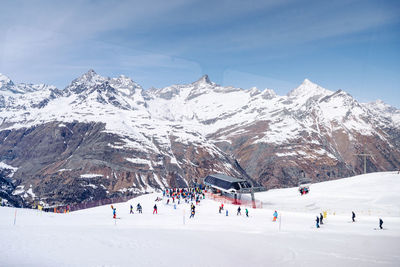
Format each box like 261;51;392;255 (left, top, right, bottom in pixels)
257;171;400;216
0;172;399;266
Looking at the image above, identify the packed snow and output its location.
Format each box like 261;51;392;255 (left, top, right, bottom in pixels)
1;171;399;266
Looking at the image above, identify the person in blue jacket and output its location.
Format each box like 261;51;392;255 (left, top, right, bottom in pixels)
273;210;278;221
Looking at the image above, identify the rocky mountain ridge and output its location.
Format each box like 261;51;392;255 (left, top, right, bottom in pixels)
0;70;399;207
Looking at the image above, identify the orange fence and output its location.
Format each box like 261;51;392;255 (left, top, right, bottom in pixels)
205;192;263;208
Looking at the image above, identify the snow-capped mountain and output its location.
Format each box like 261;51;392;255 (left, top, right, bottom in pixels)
1;70;399;207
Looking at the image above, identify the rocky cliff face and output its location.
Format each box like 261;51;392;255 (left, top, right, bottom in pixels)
0;71;399;207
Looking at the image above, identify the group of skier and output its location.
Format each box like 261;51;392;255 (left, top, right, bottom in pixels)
351;211;384;230
315;213;324;228
236;206;249;217
109;188;387;231
217;204;249;217
163;187;205;206
314;210;384;230
129;203;142;214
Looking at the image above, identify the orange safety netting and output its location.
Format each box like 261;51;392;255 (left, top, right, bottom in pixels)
205;192;262;208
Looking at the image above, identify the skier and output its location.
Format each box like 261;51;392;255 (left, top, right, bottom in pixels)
245;208;249;217
130;205;134;214
221;203;224;210
226;209;229;216
138;204;142;214
237;206;241;216
273;210;278;222
113;208;117;219
190;209;195;218
136;203;142;213
379;218;383;229
320;213;323;225
153;204;158;214
316;216;320;228
352;211;356;222
167;199;170;205
219;206;222;214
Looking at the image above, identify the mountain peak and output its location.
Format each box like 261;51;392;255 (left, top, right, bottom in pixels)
288;79;333;98
80;69;99;81
0;73;15;89
66;69;107;94
109;75;143;95
193;75;213;86
74;69;105;85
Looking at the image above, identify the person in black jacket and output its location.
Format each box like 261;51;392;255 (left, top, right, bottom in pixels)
320;213;323;224
352;211;356;222
379;218;383;229
153;204;157;214
316;216;320;228
237;206;241;216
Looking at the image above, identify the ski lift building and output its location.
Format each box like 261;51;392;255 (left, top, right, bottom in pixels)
203;174;252;194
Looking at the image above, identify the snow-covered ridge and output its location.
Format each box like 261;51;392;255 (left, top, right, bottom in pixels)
0;70;399;147
0;162;18;178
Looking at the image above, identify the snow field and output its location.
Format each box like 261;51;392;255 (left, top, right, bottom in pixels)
1;172;400;266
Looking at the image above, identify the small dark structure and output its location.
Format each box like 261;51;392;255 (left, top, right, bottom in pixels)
203;173;266;207
203;174;252;194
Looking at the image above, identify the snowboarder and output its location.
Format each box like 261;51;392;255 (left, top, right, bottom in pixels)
379;218;383;229
320;213;323;224
113;208;117;219
153;204;158;214
352;211;356;222
237;206;241;216
273;210;278;222
130;205;134;214
245;208;249;217
316;216;320;228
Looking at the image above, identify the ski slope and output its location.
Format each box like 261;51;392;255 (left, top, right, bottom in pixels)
1;172;399;266
256;171;400;217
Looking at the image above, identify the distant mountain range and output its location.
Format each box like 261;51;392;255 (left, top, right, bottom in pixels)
1;70;399;207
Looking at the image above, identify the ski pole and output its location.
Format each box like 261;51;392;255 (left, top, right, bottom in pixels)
279;214;281;232
14;209;17;226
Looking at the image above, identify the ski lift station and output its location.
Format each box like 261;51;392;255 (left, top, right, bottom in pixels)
203;174;252;194
203;173;266;194
203;173;267;207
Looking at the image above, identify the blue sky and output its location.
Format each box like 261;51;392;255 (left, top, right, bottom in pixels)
0;0;399;107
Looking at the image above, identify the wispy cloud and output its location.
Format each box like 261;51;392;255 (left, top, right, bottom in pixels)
0;0;399;107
